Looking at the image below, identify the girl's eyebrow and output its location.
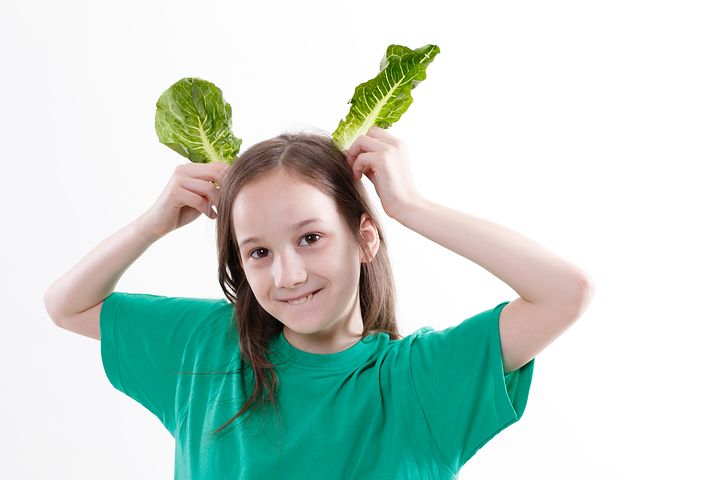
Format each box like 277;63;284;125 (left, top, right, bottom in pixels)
239;218;324;248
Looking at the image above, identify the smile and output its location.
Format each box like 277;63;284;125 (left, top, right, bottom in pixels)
285;289;322;305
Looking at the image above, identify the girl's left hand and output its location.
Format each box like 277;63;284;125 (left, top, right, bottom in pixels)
344;126;424;219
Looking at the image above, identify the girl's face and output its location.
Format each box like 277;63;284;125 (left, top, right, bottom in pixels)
231;169;378;354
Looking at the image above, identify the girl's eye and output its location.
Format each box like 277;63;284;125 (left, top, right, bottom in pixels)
248;233;322;260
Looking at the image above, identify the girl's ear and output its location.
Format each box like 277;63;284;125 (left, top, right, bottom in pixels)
358;213;380;263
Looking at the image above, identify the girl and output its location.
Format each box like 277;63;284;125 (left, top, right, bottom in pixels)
45;126;594;479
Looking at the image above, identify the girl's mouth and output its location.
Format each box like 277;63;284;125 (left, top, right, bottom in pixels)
285;289;322;305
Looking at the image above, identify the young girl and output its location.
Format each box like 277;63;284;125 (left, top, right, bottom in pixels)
45;126;594;479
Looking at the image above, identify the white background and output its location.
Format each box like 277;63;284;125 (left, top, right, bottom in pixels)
2;0;718;478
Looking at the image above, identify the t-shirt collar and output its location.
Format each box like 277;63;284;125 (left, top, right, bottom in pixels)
268;329;387;371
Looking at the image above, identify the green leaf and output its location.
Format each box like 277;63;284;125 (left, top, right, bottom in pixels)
332;44;440;152
155;77;242;164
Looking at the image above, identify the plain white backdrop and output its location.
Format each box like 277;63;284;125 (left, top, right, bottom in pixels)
2;0;718;478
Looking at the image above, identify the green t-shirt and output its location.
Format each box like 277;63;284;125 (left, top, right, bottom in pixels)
100;292;534;479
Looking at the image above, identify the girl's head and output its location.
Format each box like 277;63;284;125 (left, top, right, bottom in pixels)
212;129;401;434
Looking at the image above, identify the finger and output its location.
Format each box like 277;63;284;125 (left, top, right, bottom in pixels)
346;135;387;170
216;162;232;187
352;151;382;181
178;161;230;184
367;125;398;145
214;161;231;175
178;188;215;218
179;176;220;209
367;127;404;153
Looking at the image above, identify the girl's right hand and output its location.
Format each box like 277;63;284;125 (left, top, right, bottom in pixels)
137;161;230;239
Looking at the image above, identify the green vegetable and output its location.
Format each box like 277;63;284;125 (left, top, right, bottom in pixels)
155;77;242;165
153;44;438;164
332;44;440;152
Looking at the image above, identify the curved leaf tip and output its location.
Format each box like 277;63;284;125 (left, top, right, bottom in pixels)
332;44;440;152
155;77;242;165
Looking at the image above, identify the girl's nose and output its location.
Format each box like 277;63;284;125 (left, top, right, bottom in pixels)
274;255;308;290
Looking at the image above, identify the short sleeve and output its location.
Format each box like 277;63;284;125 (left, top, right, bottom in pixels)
99;292;229;436
409;300;535;473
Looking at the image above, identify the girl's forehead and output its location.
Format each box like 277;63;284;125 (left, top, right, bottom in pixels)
233;195;334;224
234;172;330;203
233;181;335;220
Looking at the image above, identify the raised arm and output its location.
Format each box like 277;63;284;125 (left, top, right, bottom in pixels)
393;198;594;373
43;217;159;339
44;161;229;339
343;126;594;374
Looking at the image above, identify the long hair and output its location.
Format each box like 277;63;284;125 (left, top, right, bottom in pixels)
206;129;402;437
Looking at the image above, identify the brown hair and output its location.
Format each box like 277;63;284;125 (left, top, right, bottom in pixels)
206;128;403;437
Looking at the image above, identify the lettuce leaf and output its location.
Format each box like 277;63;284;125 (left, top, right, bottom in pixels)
332;44;440;152
155;77;242;164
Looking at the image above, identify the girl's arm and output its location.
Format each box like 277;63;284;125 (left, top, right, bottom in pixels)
345;126;593;372
393;198;593;310
45;161;229;326
44;215;158;325
393;197;595;373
